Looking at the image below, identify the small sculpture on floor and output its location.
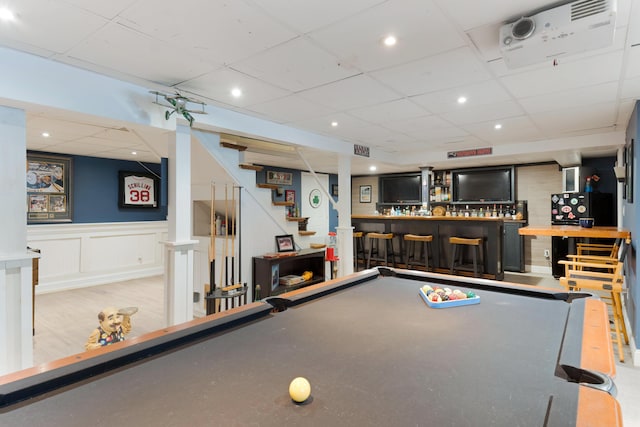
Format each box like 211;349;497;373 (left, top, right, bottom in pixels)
85;306;137;350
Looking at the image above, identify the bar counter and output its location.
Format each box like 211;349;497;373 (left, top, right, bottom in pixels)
352;215;504;280
518;224;631;239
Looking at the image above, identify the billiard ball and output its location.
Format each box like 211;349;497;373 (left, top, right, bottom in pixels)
289;377;311;403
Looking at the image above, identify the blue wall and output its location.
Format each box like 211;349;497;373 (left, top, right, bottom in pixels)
623;103;639;345
30;151;167;223
256;166;339;232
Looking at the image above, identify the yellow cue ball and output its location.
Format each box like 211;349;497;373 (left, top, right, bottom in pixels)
289;377;311;403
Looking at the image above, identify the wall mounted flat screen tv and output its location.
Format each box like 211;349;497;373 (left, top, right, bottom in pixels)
452;167;515;204
379;174;421;204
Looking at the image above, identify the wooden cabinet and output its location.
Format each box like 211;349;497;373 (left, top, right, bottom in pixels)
503;221;525;272
253;249;325;298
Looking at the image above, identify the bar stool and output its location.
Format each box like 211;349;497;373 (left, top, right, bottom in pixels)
367;233;395;268
353;231;366;271
404;234;433;271
449;237;483;277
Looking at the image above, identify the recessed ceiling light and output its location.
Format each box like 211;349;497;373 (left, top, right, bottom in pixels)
131;151;137;155
231;87;242;97
369;165;377;171
0;7;15;21
457;96;467;104
331;121;338;127
494;123;502;130
383;35;397;47
41;132;50;138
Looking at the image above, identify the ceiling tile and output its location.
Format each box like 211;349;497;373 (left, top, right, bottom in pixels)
519;82;619;114
461;115;544;143
245;94;335;123
439;100;525;126
179;68;291;108
0;0;107;54
231;37;359;92
499;51;624;98
309;0;467;72
249;0;383;33
625;45;640;79
290;112;373;135
370;47;493;96
530;102;619;134
410;79;513;114
63;0;137;19
116;0;297;64
347;99;431;123
66;23;218;85
435;0;553;31
299;74;400;111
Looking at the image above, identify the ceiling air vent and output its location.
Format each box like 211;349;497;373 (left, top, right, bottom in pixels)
571;0;609;20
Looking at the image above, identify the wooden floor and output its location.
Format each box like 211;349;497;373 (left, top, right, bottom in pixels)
30;272;640;426
33;275;165;365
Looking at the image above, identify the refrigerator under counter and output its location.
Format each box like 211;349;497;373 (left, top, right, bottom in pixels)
550;192;613;225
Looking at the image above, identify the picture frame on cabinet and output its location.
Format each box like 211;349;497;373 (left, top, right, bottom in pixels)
275;234;295;252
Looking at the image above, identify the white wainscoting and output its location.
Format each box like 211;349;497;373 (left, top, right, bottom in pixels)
28;221;168;293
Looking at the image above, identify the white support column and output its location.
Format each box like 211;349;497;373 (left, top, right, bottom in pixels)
336;154;354;277
0;105;34;374
163;120;197;326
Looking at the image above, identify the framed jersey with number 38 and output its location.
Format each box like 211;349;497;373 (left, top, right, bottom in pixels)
119;171;159;208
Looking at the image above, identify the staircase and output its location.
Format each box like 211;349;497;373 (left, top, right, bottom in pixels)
216;140;318;247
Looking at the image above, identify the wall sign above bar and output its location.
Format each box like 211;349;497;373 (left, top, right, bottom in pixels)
354;144;370;157
447;147;492;158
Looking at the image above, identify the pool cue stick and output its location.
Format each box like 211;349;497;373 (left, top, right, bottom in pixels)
209;182;216;294
238;186;242;285
224;183;229;287
231;184;236;286
219;185;225;290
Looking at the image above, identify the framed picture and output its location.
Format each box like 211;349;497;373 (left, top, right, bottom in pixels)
119;171;159;208
285;189;295;203
332;184;339;197
359;185;372;203
275;234;295;252
27;153;73;223
625;139;634;203
271;264;280;291
266;170;293;185
309;189;322;208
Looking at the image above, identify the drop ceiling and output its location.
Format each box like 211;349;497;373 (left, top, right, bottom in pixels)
2;0;639;175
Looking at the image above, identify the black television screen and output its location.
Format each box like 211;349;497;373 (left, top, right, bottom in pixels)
452;167;514;203
380;174;421;204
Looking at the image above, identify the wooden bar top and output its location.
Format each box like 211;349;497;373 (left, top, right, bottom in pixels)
352;214;506;222
519;224;631;239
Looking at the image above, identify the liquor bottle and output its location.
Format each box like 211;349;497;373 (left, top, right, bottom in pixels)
464;205;470;217
492;204;497;217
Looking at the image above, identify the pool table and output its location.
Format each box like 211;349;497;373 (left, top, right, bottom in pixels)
0;268;621;426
